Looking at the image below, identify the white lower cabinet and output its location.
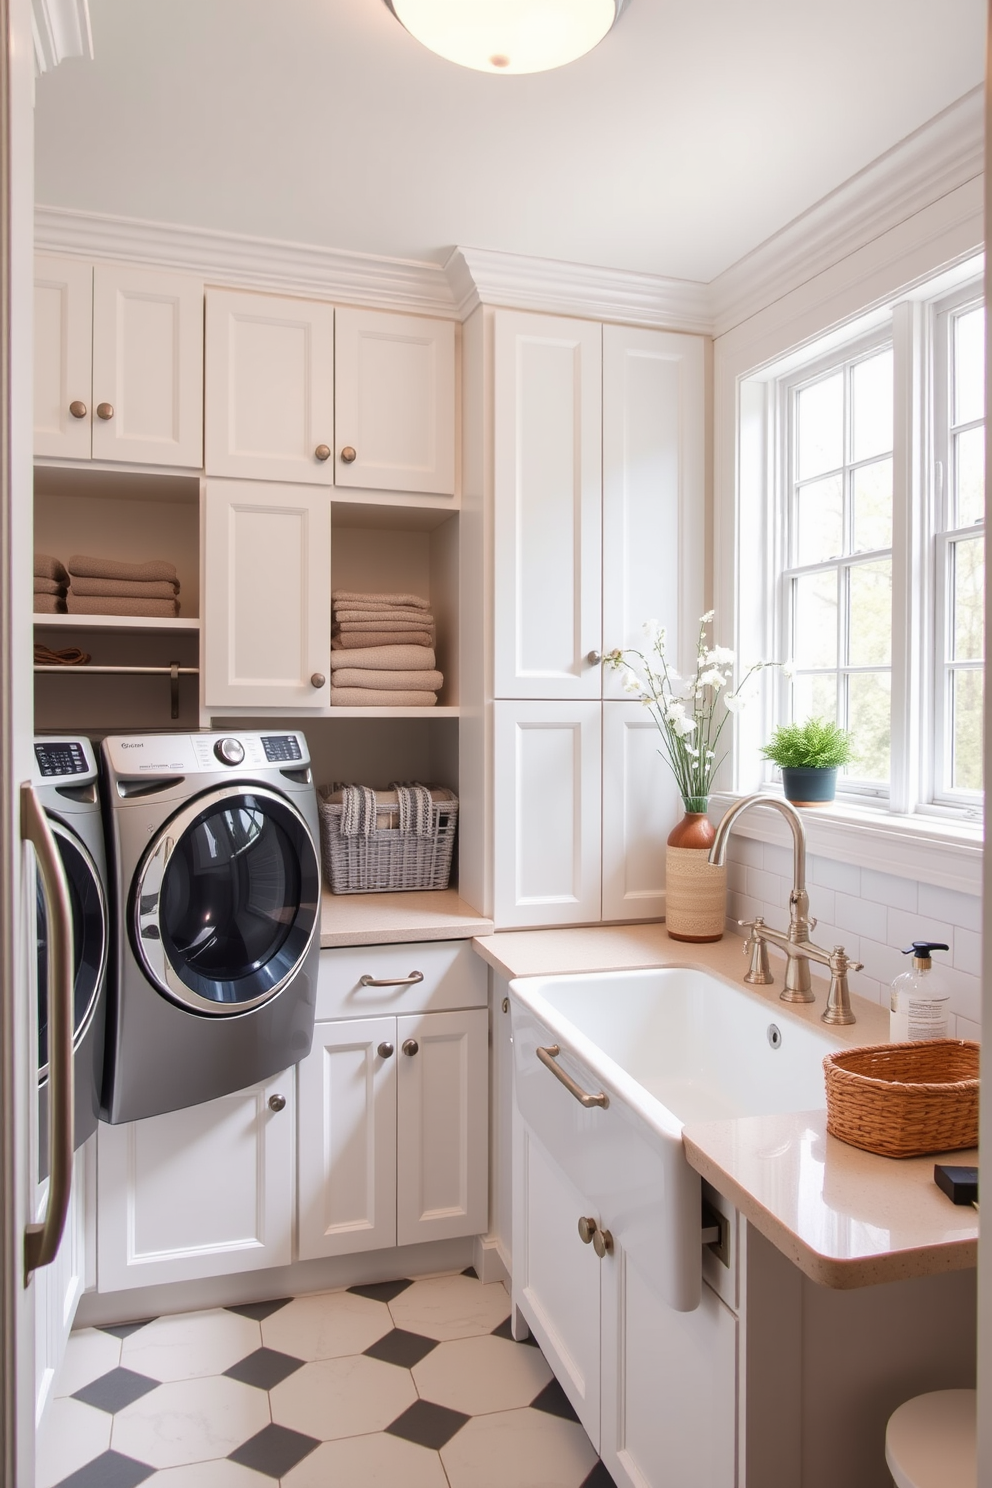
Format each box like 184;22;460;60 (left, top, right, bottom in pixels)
35;1147;87;1424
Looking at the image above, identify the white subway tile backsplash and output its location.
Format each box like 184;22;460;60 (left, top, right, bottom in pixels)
848;968;884;1006
940;966;981;1025
730;837;766;869
886;909;955;957
857;936;907;989
809;855;861;894
834;892;884;939
923;884;983;934
746;866;785;904
727;862;748;895
807;885;835;926
762;843;794;879
861;868;918;912
953;927;982;978
727;892;762;928
954;1014;981;1042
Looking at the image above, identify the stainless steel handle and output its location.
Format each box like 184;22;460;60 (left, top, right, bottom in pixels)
268;1093;286;1112
359;971;425;989
310;673;326;689
22;783;74;1278
402;1038;419;1056
377;1042;394;1059
587;650;602;665
314;444;331;461
578;1216;598;1245
68;400;87;419
96;402;114;420
592;1226;614;1259
536;1045;608;1109
340;445;357;463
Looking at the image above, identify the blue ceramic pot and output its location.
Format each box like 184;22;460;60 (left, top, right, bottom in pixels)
781;766;837;805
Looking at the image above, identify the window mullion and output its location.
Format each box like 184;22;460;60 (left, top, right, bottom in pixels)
888;299;923;815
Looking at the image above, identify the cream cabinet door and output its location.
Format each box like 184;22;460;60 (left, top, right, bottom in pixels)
91;265;204;467
335;307;455;495
494;311;603;700
96;1075;295;1291
396;1008;488;1246
34;254;93;460
494;700;602;928
203;478;331;710
601;702;679;923
34;1149;86;1425
205;289;335;483
297;1017;397;1260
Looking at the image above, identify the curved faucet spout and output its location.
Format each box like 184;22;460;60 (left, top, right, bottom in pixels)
708;794;806;896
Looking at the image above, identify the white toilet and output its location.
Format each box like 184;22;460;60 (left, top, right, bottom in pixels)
885;1389;976;1488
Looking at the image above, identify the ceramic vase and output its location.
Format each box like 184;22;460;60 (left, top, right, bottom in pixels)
665;798;726;942
781;766;838;806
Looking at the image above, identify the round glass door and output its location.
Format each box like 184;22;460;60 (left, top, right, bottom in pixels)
133;787;320;1014
37;823;107;1082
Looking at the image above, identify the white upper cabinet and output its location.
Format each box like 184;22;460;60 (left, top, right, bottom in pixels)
205;289;335;484
494;312;603;700
335;307;456;496
34;257;204;467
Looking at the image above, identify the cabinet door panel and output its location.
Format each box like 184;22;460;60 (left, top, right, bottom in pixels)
34;1150;86;1425
298;1018;397;1259
494;312;602;699
34;255;92;460
335;308;455;495
97;1076;294;1290
396;1008;488;1246
602;326;705;697
92;265;204;467
205;290;334;482
203;478;330;709
602;702;680;922
494;701;601;928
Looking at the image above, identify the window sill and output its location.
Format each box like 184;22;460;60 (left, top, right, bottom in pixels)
707;791;982;896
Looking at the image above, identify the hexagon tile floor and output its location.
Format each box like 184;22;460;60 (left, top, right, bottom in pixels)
38;1269;617;1488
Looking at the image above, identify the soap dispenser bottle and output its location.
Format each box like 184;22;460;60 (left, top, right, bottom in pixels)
889;941;951;1042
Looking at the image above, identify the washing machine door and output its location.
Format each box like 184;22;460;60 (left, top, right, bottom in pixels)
36;820;108;1082
133;785;320;1014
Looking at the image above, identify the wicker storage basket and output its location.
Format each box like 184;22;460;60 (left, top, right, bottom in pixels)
318;786;458;894
823;1039;979;1159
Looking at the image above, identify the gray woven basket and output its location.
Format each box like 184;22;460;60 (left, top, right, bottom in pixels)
318;786;458;894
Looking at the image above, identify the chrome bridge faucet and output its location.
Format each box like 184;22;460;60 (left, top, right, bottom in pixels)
708;794;862;1026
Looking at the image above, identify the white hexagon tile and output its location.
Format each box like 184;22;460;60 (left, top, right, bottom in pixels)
38;1270;617;1488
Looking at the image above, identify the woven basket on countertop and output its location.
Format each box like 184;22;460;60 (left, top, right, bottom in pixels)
823;1039;979;1159
318;785;458;894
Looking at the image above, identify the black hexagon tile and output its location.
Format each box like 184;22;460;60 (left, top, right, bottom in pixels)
224;1345;305;1390
72;1367;159;1413
491;1314;540;1346
94;1318;156;1340
53;1449;155;1488
531;1376;580;1422
581;1460;618;1487
347;1277;414;1304
364;1326;439;1369
226;1297;293;1322
228;1422;320;1477
386;1398;470;1450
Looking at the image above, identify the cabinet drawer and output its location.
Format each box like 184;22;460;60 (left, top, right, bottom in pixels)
317;940;487;1019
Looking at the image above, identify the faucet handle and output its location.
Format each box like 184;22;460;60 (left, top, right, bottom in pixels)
821;944;861;1026
739;918;774;986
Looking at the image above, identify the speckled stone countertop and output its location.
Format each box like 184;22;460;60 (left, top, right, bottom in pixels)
473;923;979;1288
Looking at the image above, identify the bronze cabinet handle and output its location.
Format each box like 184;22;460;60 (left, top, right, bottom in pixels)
359;971;424;989
310;673;326;689
340;445;357;463
268;1093;287;1112
96;402;114;420
536;1044;608;1109
314;444;331;461
402;1038;419;1056
69;400;87;419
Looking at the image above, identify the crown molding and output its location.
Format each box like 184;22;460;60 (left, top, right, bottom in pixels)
32;0;91;75
447;245;713;334
710;88;985;340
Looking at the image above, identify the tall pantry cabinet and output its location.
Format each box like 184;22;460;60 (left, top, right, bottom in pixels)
459;308;706;929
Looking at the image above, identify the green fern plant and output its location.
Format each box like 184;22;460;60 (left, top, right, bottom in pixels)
760;717;855;770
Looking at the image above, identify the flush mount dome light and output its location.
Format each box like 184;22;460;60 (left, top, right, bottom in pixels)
383;0;630;75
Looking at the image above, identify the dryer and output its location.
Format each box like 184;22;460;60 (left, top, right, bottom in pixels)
32;737;110;1177
101;730;321;1124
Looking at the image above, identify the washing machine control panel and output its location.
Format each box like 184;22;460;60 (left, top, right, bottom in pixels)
214;737;246;766
262;735;303;764
34;738;94;781
104;732;310;777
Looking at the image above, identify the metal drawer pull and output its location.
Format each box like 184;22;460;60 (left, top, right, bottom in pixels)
359;970;425;988
268;1094;286;1112
536;1045;608;1109
578;1216;598;1245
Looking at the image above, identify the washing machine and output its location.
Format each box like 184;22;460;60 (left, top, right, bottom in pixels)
100;730;322;1124
32;737;110;1178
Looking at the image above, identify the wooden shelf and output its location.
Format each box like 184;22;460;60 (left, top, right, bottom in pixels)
327;705;459;718
320;887;493;947
34;613;200;634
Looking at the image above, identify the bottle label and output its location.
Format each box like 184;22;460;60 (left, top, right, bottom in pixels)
907;998;949;1041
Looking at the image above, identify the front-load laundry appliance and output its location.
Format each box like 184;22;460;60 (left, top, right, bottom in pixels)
100;731;321;1124
32;737;110;1177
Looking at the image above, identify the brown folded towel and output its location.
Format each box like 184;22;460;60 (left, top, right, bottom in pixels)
67;555;179;584
33;594;67;614
334;619;434;634
331;591;431;610
70;576;180;599
332;669;443;691
34;553;68;582
330;688;438;707
333;609;434;625
34;577;68;596
330;645;437;671
332;631;433;650
66;595;179;618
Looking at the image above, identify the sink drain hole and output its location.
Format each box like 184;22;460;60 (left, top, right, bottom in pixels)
767;1023;782;1049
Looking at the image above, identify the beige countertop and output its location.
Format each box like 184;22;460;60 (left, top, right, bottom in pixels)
474;922;979;1288
320;887;493;948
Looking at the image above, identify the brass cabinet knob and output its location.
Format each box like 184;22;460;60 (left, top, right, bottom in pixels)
377;1042;394;1059
577;1216;597;1246
310;673;326;689
402;1038;419;1056
68;400;87;419
314;444;331;461
268;1093;286;1112
592;1226;614;1259
587;651;602;666
340;446;357;463
96;402;114;420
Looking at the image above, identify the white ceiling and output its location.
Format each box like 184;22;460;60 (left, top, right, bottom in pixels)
33;0;986;284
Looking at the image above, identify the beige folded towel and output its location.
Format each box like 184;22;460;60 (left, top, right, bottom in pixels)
67;554;179;584
330;645;437;671
67;595;179;618
34;577;67;596
330;688;437;707
333;609;434;625
70;576;180;599
334;621;434;637
33;594;67;614
331;591;430;610
332;631;434;650
35;553;68;582
332;669;443;692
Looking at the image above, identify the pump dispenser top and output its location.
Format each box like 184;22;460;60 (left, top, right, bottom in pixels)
890;941;950;1042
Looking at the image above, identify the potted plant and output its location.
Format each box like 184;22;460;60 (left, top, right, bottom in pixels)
760;718;854;805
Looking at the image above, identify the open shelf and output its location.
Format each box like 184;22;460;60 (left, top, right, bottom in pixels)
34;613;200;634
319;886;492;947
327;705;459;719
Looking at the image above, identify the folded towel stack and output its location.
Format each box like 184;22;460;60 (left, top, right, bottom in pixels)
66;555;181;618
34;553;68;614
330;592;443;707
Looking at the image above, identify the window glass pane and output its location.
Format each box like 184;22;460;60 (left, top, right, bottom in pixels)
953;306;985;427
953;534;984;662
954;425;985;529
847;671;891;782
796;475;843;565
793;571;838;669
851;349;893;463
952;670;984;792
791;673;837;725
797;373;843;480
849;560;892;667
852;459;892;553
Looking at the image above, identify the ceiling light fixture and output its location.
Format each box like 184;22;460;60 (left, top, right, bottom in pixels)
383;0;630;76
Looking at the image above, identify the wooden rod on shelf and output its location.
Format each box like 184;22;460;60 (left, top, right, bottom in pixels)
33;663;199;721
